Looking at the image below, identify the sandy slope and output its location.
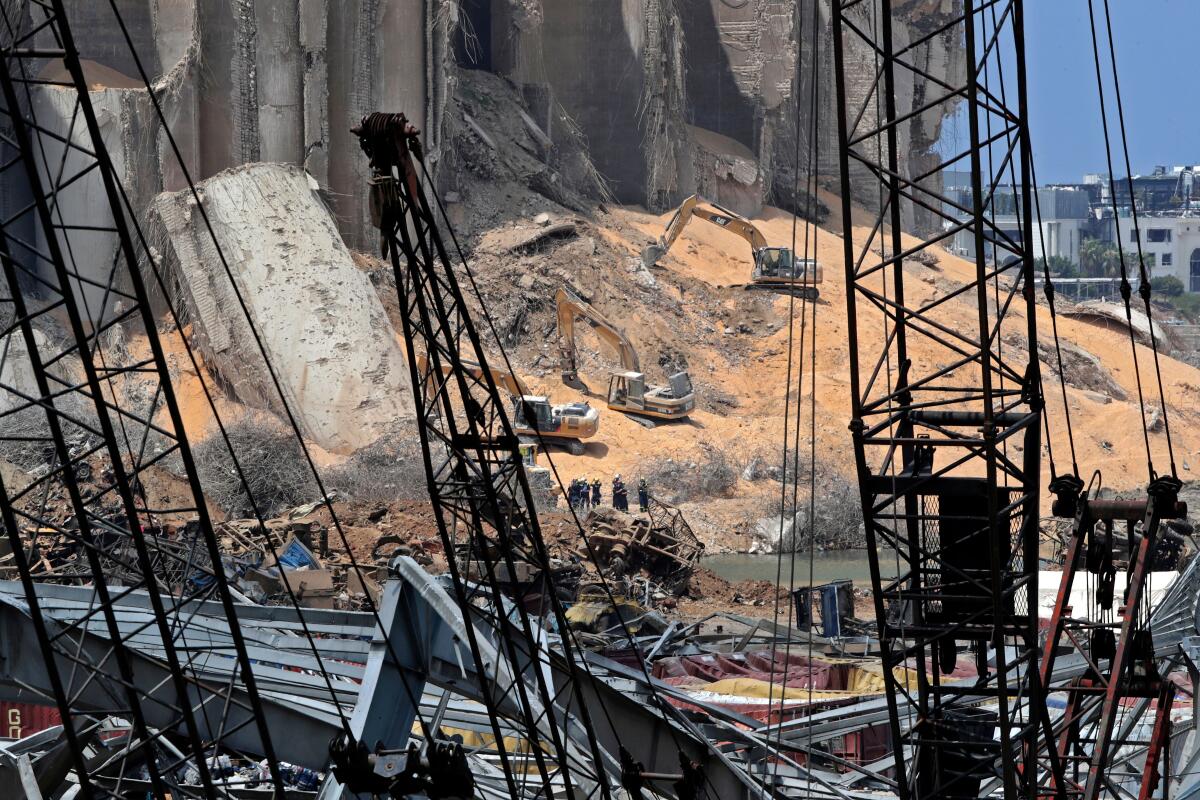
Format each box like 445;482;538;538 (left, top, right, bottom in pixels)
152;192;1200;552
513;197;1200;551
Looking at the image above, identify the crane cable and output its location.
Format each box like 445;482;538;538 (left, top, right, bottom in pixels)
1085;0;1158;483
980;0;1079;504
1031;156;1081;481
1097;0;1177;479
980;5;1011;500
768;0;822;775
1089;0;1180;765
869;0;914;746
766;0;812;764
799;0;823;784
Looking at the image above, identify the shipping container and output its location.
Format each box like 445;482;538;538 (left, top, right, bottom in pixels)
0;701;61;740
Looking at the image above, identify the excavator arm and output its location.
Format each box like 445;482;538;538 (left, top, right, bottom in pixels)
555;286;640;384
415;354;531;399
642;194;769;266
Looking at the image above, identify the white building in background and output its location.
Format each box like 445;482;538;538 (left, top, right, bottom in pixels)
1109;214;1200;292
944;184;1091;265
1030;188;1092;264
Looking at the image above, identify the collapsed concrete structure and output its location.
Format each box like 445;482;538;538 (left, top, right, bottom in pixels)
148;163;414;452
483;0;963;227
0;0;964;453
4;1;964;250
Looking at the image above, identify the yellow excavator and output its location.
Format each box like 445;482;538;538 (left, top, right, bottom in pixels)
415;354;599;454
555;286;695;422
642;194;823;300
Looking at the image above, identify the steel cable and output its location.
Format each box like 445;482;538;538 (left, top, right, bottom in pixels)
1098;0;1178;479
1085;0;1156;483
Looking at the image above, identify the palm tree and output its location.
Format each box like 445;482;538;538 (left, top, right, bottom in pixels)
1079;239;1120;278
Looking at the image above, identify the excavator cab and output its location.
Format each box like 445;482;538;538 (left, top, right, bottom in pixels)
513;396;555;433
755;247;795;280
513;395;597;454
608;371;695;420
608;372;645;410
751;249;821;299
754;248;819;281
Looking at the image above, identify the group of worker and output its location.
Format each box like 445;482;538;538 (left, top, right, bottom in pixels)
567;475;650;514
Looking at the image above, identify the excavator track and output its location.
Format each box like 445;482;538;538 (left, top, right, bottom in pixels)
519;435;587;455
735;283;820;301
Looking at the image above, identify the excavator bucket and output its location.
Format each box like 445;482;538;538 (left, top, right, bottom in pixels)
641;242;666;268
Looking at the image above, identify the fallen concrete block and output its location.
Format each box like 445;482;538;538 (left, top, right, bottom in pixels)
146;163;415;452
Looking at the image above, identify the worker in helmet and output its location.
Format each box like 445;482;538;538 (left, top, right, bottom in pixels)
612;474;629;513
591;478;602;508
638;478;650;513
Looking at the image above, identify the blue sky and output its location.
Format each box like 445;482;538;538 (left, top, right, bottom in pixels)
1025;0;1199;183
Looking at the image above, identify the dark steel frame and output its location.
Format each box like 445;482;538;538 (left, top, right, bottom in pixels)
1036;491;1184;799
831;1;1048;796
0;2;288;795
354;113;616;800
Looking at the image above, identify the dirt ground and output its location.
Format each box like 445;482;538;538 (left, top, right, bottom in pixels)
433;191;1200;559
157;184;1200;566
87;140;1200;614
149;66;1200;563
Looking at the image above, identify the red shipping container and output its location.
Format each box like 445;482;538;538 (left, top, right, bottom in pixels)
0;701;61;740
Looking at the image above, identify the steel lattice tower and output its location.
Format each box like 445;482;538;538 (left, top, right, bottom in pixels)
353;112;618;800
0;2;288;795
831;1;1048;797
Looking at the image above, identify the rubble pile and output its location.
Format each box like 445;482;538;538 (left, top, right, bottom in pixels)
577;501;703;595
212;512;435;610
1;486;448;612
213;499;448;610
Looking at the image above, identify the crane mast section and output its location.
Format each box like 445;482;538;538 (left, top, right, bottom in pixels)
831;1;1047;797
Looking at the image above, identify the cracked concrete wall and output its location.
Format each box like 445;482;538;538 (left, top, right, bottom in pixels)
820;0;966;232
29;80;191;324
255;0;303;164
147;163;416;452
326;0;443;251
188;0;443;250
56;0;163;79
488;0;690;208
20;0;437;251
490;0;964;224
486;0;796;214
300;0;329;183
678;0;796;217
4;0;965;252
640;0;689;210
18;2;197;324
533;2;655;203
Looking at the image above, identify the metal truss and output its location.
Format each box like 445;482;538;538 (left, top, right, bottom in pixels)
0;2;288;795
1033;487;1185;799
354;113;618;800
831;1;1047;797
